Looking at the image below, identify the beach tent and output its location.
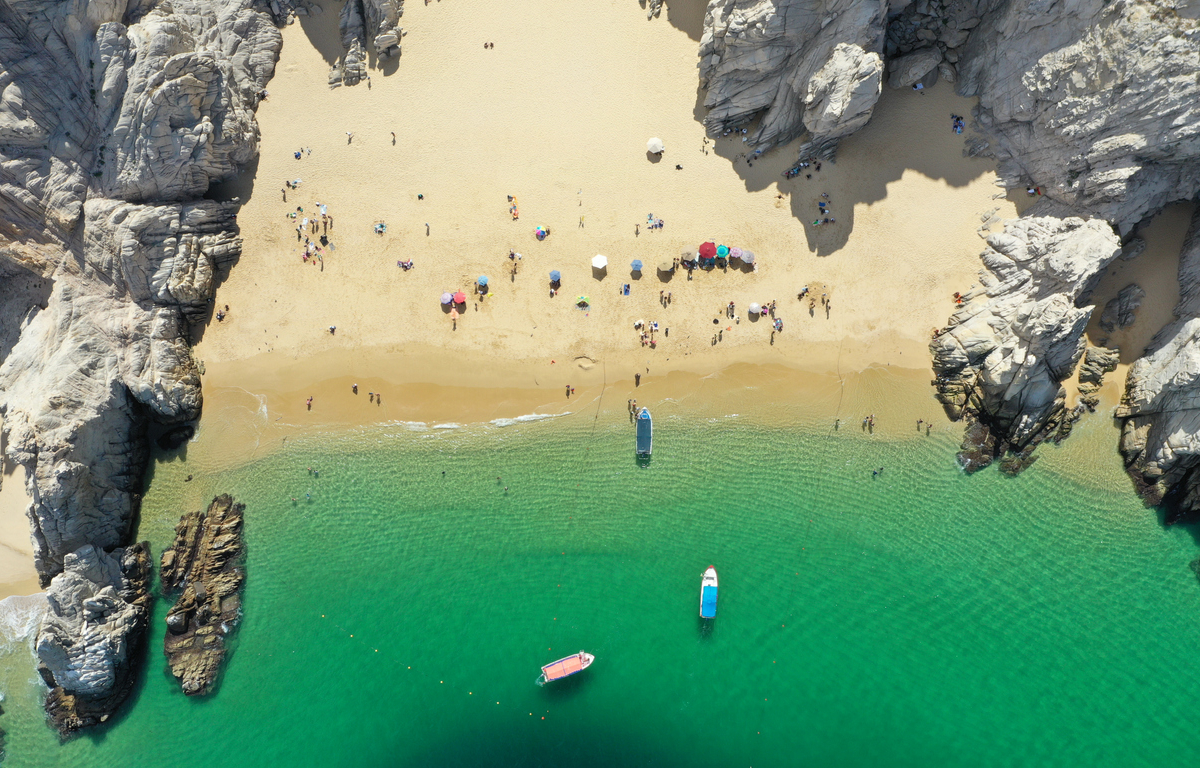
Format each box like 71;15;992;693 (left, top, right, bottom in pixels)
592;255;608;269
740;250;756;264
440;292;453;305
452;291;467;304
631;259;643;271
577;296;590;307
749;303;762;314
647;137;665;154
698;242;717;259
550;270;561;282
658;260;674;272
478;275;489;287
716;245;730;258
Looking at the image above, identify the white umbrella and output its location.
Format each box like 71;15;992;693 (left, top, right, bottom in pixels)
647;137;664;154
592;254;608;269
749;303;762;314
740;250;756;264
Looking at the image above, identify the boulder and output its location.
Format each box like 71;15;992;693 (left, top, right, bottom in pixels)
1098;284;1145;332
887;47;943;89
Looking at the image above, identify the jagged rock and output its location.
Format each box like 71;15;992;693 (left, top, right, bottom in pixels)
956;0;1200;233
1099;284;1145;332
699;0;887;151
339;0;403;67
160;495;245;696
1117;208;1200;517
36;543;151;735
647;0;664;20
0;0;280;731
1079;345;1120;385
801;43;884;145
931;217;1122;453
937;61;957;84
156;425;196;451
887;47;942;89
1119;236;1146;262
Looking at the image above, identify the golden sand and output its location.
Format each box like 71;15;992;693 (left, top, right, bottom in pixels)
0;422;39;599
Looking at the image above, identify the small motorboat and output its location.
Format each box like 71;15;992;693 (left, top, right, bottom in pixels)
700;566;718;619
538;651;594;684
636;408;652;456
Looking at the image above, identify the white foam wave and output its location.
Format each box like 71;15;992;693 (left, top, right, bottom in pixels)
432;423;462;430
0;593;49;648
488;412;568;428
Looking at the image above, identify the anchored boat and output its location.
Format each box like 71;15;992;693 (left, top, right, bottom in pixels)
636;408;652;456
700;566;718;619
538;651;594;684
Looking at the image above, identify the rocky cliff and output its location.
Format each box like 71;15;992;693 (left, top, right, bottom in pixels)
700;0;1200;482
160;494;245;696
0;0;280;732
1117;207;1200;519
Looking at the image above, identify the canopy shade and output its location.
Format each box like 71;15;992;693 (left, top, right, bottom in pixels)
591;254;608;269
729;247;743;259
452;291;466;304
716;245;730;258
698;242;717;259
477;275;489;286
658;260;674;272
440;292;453;305
647;137;664;154
631;260;643;271
739;250;756;264
549;270;561;282
749;303;762;314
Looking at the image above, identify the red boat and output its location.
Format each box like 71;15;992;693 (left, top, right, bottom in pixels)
538;651;594;684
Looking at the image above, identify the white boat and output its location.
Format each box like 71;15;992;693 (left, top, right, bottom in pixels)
700;566;718;618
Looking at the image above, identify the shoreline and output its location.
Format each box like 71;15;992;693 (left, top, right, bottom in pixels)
0;421;40;600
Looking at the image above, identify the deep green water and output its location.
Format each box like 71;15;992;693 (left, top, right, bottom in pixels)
3;404;1200;767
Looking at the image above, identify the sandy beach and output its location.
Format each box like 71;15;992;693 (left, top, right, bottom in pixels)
0;420;39;599
195;0;1022;413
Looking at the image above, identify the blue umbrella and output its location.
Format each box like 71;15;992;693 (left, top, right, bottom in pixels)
549;270;561;282
631;260;643;271
478;275;489;287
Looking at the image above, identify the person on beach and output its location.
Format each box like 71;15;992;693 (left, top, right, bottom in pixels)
346;131;354;143
329;325;336;334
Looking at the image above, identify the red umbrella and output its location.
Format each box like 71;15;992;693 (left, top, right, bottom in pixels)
453;291;467;304
698;242;717;259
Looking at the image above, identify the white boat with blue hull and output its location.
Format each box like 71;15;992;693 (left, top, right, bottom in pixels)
636;408;652;456
700;566;718;619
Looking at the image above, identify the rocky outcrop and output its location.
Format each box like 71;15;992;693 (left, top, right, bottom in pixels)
1099;284;1145;333
1117;207;1200;519
957;0;1200;234
930;217;1122;469
699;0;888;152
0;0;280;731
36;543;151;734
160;495;245;696
330;0;403;86
1077;344;1119;411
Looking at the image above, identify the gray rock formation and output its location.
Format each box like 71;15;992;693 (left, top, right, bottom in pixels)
699;0;888;152
930;217;1121;468
161;494;245;696
1099;284;1145;332
331;0;403;86
1118;207;1200;518
36;543;151;733
1079;345;1120;386
0;0;280;732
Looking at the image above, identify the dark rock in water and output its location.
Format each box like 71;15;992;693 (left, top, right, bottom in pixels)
957;421;996;473
1190;558;1200;584
161;495;245;696
156;425;195;451
38;543;153;735
999;447;1039;476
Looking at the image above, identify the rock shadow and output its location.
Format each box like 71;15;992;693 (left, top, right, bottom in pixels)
0;261;52;365
205;153;259;206
694;78;1002;256
663;0;705;41
297;2;347;69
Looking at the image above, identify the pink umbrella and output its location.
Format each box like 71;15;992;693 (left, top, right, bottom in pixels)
453;291;467;304
698;242;717;259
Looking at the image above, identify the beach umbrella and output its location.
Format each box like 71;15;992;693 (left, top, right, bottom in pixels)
478;275;489;287
698;242;717;259
549;270;561;282
740;250;756;264
592;254;608;269
716;244;730;258
729;247;744;260
647;137;664;154
440;292;453;305
658;260;674;272
452;291;466;304
631;259;643;271
749;303;762;314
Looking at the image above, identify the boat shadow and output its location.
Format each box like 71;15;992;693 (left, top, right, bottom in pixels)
697;616;715;640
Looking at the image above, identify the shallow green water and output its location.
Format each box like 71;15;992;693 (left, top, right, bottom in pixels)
4;404;1200;766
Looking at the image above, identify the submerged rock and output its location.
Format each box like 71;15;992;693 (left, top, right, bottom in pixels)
161;495;246;696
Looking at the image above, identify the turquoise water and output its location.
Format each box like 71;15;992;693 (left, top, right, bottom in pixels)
4;403;1200;766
